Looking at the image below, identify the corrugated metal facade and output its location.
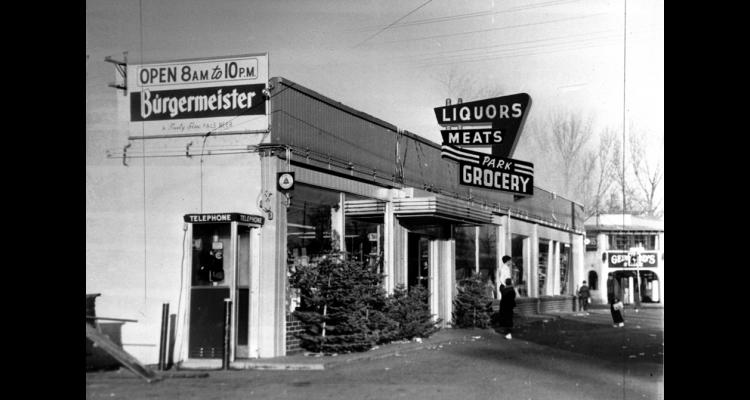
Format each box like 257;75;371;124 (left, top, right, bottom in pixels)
269;77;584;230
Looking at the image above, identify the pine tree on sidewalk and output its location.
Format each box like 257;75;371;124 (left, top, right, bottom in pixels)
452;274;493;328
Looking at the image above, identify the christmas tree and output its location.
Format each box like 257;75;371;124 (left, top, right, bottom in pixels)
452;274;493;328
290;252;396;354
386;284;441;341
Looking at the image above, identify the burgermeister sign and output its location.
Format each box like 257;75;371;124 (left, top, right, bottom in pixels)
123;53;268;136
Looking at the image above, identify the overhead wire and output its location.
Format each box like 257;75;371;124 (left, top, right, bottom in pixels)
408;29;618;61
374;12;606;45
352;0;434;48
415;31;622;64
420;39;621;67
336;0;583;33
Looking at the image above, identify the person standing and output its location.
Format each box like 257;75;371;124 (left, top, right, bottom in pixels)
498;278;517;339
499;256;512;290
577;280;590;314
607;273;625;327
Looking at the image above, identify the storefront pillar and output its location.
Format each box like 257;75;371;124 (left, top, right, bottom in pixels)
528;224;538;297
429;238;454;328
383;202;396;293
495;216;506;294
571;233;585;300
257;152;286;357
551;241;561;295
544;241;553;295
331;193;346;252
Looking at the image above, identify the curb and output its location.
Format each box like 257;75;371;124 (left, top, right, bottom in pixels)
324;331;494;369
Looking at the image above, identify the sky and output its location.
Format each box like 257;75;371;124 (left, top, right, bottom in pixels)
86;0;663;199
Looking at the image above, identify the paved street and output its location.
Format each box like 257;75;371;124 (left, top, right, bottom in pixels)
86;308;663;400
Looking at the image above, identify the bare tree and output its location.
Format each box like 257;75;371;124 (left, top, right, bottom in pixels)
578;128;618;218
433;66;504;102
629;128;663;216
548;110;594;198
610;135;642;214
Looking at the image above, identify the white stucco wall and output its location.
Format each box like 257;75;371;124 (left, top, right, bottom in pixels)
86;133;265;364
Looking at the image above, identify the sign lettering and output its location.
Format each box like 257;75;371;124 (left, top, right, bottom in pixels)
608;252;658;268
184;213;264;225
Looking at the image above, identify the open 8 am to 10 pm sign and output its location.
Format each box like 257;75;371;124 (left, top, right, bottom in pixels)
434;93;534;196
122;53;268;137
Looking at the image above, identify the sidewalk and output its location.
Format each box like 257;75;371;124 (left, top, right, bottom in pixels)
88;310;618;378
176;328;498;372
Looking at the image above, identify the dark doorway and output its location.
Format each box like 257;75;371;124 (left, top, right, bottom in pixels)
407;233;430;290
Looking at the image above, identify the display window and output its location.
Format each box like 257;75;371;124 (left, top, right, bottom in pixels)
511;234;526;297
454;225;476;281
286;184;340;268
478;224;497;283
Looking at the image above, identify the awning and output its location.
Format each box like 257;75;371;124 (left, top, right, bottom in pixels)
393;195;494;225
344;199;386;221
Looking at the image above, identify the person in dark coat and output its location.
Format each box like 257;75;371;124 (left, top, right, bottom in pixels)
578;280;590;314
498;278;517;339
607;273;625;327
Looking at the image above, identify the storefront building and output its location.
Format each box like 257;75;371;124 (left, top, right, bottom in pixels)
583;214;664;306
94;75;585;366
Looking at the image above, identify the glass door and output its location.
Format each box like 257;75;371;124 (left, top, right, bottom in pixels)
188;223;232;359
234;224;252;358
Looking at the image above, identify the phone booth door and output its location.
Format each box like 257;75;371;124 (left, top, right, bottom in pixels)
183;213;263;361
188;223;232;359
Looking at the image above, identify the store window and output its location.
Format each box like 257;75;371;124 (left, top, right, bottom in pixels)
478;225;497;283
608;234;657;250
538;240;549;295
559;244;570;295
511;234;526;297
345;215;384;273
286;184;340;270
454;225;476;281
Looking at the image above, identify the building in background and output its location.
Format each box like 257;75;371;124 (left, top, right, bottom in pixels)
90;69;586;366
583;213;664;306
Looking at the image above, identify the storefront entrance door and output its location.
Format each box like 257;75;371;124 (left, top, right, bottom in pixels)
407;233;430;290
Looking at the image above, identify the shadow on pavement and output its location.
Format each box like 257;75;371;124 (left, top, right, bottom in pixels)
491;315;664;372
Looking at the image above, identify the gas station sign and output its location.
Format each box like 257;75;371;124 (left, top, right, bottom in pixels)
607;252;658;268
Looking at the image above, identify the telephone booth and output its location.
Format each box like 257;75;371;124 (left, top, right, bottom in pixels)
182;213;264;362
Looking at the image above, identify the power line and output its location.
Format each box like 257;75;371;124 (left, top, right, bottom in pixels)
339;0;583;34
375;12;606;45
419;39;619;67
407;28;617;60
415;31;620;64
352;0;434;48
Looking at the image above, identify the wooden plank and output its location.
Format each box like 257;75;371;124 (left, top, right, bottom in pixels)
85;324;160;383
86;315;139;323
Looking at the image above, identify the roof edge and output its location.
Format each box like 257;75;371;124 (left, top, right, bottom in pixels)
271;77;398;132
